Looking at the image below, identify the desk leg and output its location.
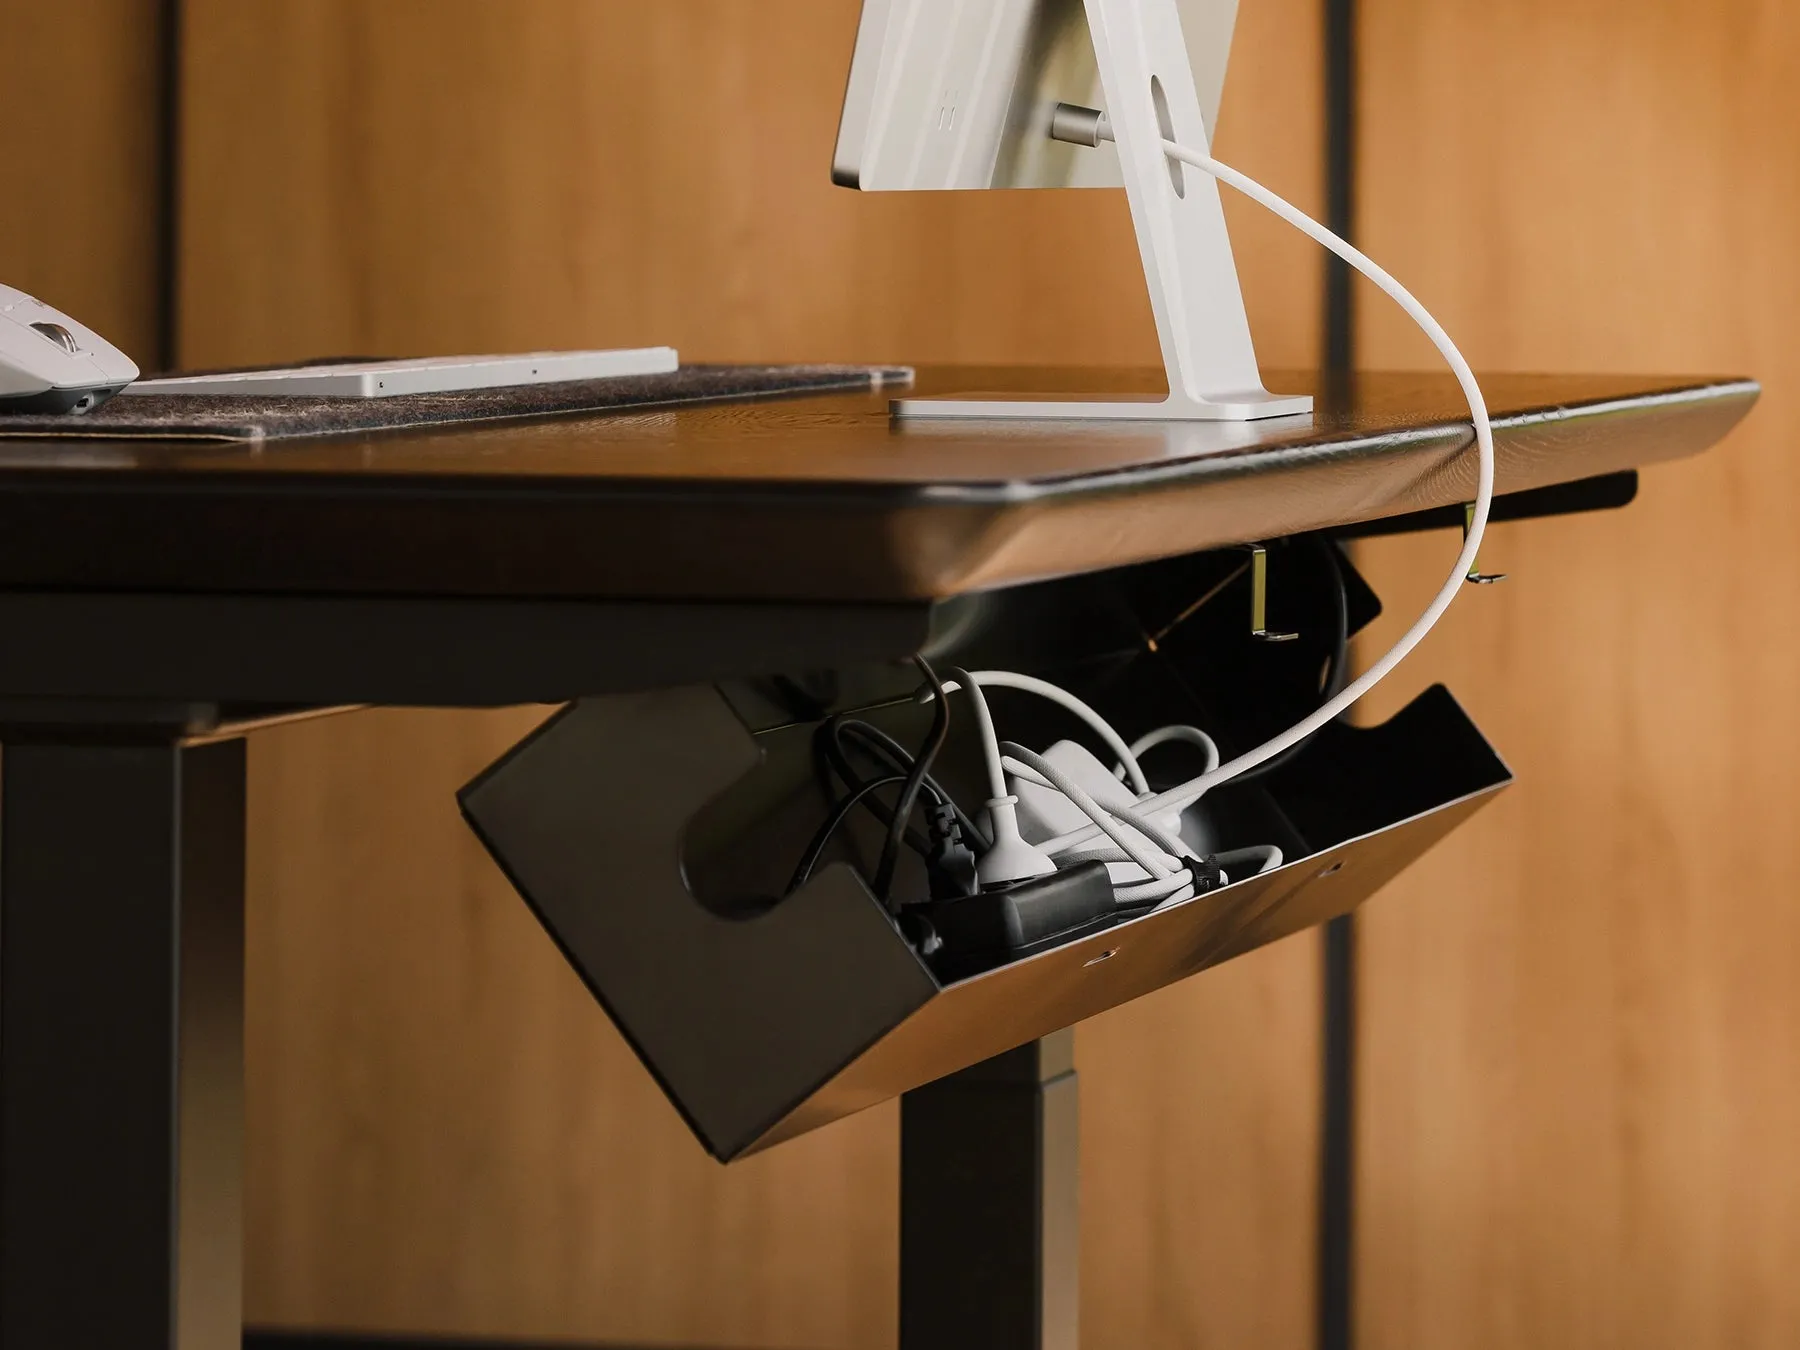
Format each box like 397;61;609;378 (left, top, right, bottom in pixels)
0;738;245;1350
900;1031;1079;1350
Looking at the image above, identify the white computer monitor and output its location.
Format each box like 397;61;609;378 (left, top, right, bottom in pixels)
833;0;1239;193
833;0;1311;423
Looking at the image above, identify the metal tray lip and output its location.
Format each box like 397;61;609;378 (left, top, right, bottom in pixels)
936;755;1516;995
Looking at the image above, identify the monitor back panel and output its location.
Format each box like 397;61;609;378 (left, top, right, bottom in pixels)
832;0;1240;192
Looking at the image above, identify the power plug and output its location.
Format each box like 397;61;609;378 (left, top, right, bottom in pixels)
925;802;980;900
975;794;1058;887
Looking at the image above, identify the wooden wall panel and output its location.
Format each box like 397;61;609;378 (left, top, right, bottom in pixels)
177;2;1326;1346
1351;2;1799;1347
0;0;166;360
177;0;1323;372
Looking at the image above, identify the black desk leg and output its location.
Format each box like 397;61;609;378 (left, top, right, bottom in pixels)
0;737;245;1349
900;1031;1079;1350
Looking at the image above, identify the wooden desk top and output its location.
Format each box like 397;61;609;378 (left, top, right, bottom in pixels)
0;367;1756;603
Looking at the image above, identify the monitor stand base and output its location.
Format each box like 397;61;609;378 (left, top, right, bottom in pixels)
894;388;1314;422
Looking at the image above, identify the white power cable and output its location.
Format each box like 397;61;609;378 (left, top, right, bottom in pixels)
944;667;1009;801
1213;844;1286;877
1115;871;1200;906
1036;134;1496;859
906;133;1495;906
944;666;1060;884
1116;724;1221;780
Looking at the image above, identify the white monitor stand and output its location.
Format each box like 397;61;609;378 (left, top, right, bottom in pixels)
834;0;1310;423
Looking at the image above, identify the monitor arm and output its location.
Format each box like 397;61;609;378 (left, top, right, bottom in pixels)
895;0;1313;422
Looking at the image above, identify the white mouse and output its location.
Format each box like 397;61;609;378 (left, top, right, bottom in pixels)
0;283;140;414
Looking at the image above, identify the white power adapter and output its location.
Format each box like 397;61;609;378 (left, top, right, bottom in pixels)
1011;741;1187;883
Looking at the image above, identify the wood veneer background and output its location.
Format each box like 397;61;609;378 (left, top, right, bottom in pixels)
0;0;166;361
1347;2;1797;1346
173;3;1325;1348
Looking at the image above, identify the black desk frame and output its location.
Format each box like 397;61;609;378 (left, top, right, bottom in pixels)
0;592;929;1349
1;736;245;1346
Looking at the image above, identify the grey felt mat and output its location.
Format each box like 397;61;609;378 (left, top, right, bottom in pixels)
0;363;912;444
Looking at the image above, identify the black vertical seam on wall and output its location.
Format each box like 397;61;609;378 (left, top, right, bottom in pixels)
155;0;184;373
1319;0;1358;1347
1323;0;1357;373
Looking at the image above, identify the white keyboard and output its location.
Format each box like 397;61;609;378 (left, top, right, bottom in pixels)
126;348;680;399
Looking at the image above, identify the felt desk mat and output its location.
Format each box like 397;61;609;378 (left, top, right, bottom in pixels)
0;363;913;444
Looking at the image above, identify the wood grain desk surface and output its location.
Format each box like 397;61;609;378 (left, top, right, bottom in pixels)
0;367;1756;603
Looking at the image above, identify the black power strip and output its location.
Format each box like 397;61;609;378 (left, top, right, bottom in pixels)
920;861;1122;978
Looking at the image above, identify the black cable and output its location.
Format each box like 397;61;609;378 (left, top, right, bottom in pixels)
829;718;988;848
1237;537;1351;784
816;718;937;859
787;774;909;895
827;720;949;808
872;657;950;905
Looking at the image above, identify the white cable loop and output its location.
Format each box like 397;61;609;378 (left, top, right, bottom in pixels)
1213;844;1286;877
933;672;1151;796
1038;137;1497;858
1115;874;1198;905
1116;724;1221;780
1057;847;1136;867
943;667;1009;801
